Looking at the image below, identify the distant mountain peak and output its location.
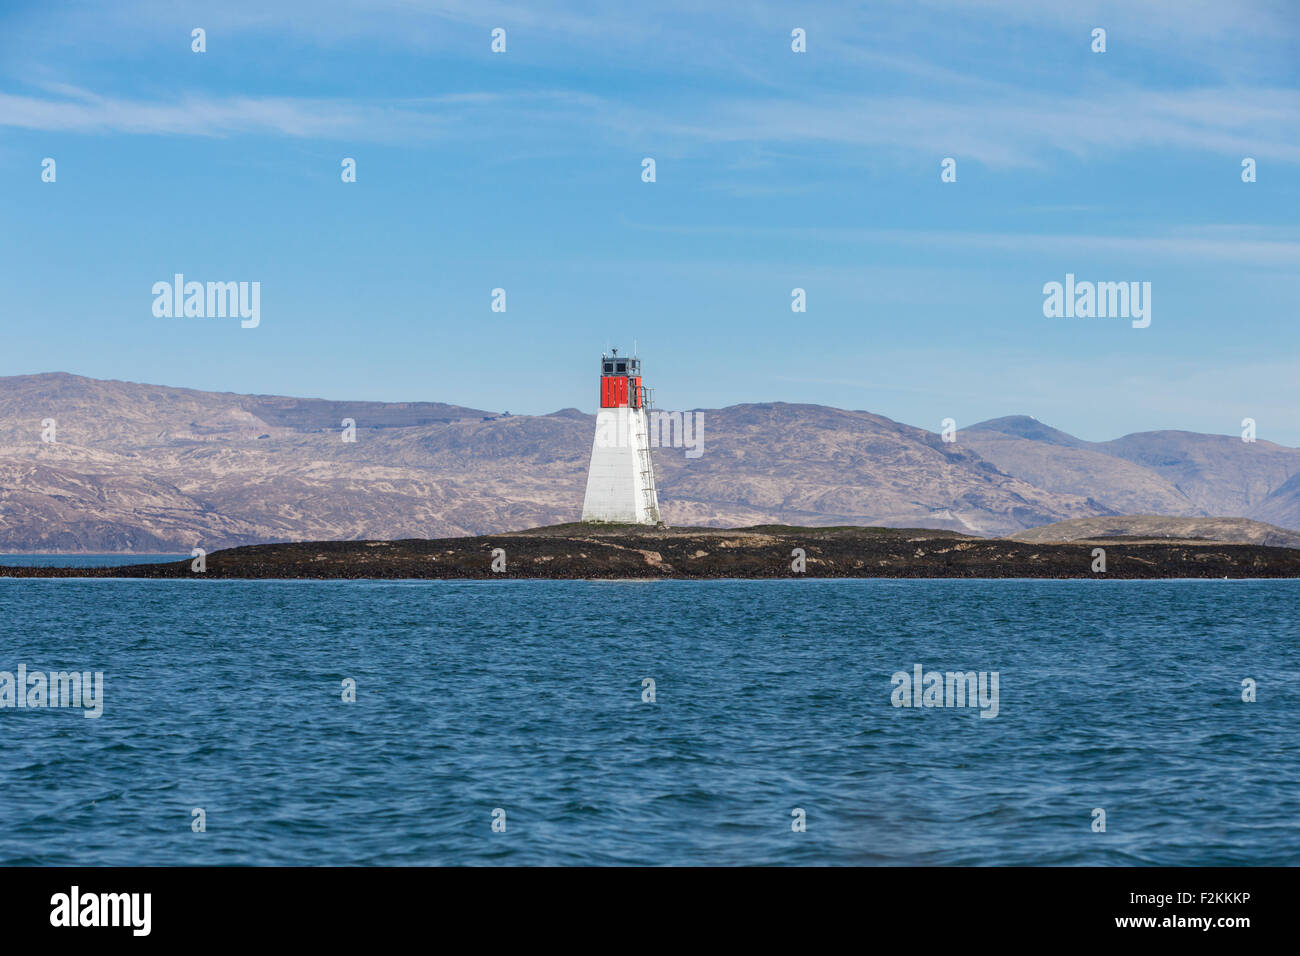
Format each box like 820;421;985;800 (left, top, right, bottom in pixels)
967;415;1090;448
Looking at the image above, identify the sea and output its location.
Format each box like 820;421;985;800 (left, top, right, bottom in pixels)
1;571;1297;865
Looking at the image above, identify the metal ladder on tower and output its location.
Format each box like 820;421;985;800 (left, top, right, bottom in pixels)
635;394;660;523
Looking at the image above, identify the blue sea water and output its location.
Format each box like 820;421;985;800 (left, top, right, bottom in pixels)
0;578;1296;866
0;554;187;568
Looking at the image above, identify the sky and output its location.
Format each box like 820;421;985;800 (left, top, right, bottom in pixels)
1;0;1297;443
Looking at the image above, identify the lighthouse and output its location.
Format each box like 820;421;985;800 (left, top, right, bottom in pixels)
581;348;661;524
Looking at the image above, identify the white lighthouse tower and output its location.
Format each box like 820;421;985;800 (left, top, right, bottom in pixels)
581;348;661;524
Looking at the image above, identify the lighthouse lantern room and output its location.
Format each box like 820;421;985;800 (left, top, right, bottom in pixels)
581;348;661;524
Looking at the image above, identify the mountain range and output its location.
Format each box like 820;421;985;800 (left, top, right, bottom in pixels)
0;372;1297;551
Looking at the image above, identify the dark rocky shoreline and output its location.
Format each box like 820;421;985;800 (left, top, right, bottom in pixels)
3;523;1300;579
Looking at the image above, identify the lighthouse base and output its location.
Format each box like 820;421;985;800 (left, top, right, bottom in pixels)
581;407;660;524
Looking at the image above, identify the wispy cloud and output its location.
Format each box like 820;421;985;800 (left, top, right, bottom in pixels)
645;87;1300;166
3;0;1295;168
0;84;602;141
620;221;1300;265
4;80;1297;170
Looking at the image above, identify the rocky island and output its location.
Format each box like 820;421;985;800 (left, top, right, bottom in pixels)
4;521;1300;579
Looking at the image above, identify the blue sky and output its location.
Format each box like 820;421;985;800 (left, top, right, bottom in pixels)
1;0;1297;442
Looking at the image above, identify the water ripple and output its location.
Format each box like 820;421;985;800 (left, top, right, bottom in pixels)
0;578;1296;865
